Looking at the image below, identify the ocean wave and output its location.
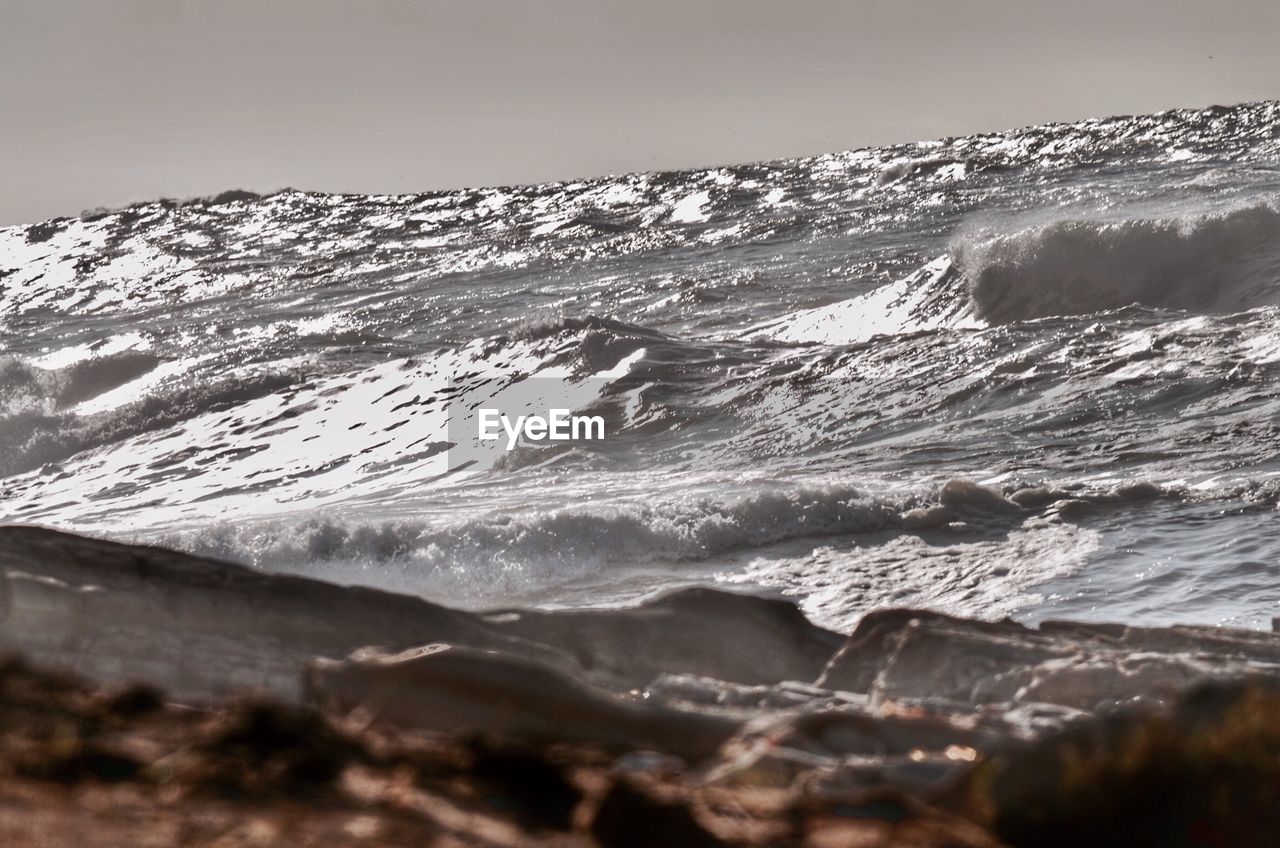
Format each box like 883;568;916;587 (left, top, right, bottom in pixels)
1;350;160;415
875;157;968;188
955;200;1280;323
171;483;899;583
0;324;652;524
506;313;669;344
157;478;1172;598
749;199;1280;348
5;101;1280;627
0;360;308;479
745;257;976;345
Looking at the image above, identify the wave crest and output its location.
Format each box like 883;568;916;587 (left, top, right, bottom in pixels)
158;478;1165;601
956;201;1280;323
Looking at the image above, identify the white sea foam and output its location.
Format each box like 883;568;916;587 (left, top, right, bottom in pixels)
671;190;711;223
746;257;976;345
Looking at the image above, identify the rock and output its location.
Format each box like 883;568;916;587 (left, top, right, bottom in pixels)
1040;618;1280;662
0;526;563;701
5;524;1280;813
713;702;1017;791
590;781;728;848
482;586;845;690
955;681;1280;848
798;792;1009;848
647;673;860;712
817;609;1030;695
0;526;840;701
465;741;583;832
187;698;362;800
818;608;1280;712
305;643;742;762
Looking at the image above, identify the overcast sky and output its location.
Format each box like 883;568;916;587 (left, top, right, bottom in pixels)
2;0;1277;225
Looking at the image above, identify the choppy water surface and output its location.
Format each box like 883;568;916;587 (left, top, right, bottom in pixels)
3;102;1280;630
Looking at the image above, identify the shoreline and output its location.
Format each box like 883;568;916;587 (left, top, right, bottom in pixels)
1;524;1277;845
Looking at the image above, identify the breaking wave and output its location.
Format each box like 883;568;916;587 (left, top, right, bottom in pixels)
753;200;1280;347
956;200;1280;323
160;478;1171;599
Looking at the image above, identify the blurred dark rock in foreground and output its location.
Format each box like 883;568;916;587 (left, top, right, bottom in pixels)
0;524;1279;845
0;526;841;701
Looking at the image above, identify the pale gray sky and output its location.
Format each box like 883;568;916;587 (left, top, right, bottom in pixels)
2;0;1277;225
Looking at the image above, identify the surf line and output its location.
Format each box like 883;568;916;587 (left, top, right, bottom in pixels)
478;408;606;450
